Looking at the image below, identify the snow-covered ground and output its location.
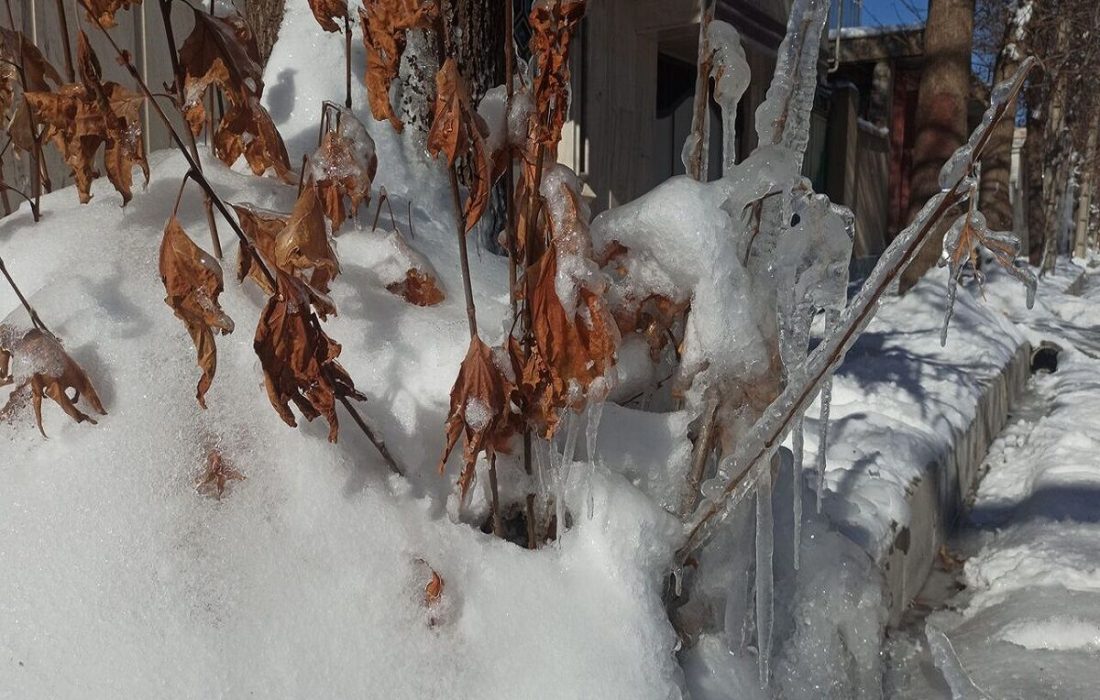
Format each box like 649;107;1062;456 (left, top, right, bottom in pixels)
887;260;1100;699
1;3;1094;697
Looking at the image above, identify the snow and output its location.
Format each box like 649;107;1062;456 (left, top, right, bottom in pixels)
886;259;1100;699
1;1;1089;698
0;11;685;699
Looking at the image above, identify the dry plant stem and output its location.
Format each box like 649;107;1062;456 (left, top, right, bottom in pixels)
158;0;223;259
5;0;43;221
488;453;503;536
343;13;352;109
53;0;76;82
339;395;405;475
503;0;536;547
0;255;50;334
685;1;713;181
680;394;718;517
448;169;479;339
371;187;396;230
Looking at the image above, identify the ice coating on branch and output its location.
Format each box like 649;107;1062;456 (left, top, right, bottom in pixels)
776;192;853;525
683;189;951;549
477;85;534;154
754;0;830;168
707;20;750;175
754;462;774;688
540;164;604;317
591;175;772;423
939;146;973;192
309;106;376;185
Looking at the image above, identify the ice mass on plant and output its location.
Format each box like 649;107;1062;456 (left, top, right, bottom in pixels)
0;0;1060;697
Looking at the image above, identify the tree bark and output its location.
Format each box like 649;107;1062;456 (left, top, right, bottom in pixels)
900;0;975;292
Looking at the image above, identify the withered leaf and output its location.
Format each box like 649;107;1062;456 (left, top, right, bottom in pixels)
159;216;235;408
179;10;292;179
254;271;363;442
358;0;439;131
527;0;586;156
24;33;148;204
195;449;245;499
520;168;617;436
179;10;263;133
0;28;61;123
232;203;286;295
308;0;348;32
426;59;492;232
79;0;142;28
374;227;445;306
0;327;107;437
439;336;518;500
309;108;378;232
275;185;341;296
212;96;294;181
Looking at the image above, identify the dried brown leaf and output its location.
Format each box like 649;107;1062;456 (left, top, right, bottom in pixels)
79;0;142;28
178;10;292;179
308;0;348;32
309;110;378;232
439;337;518;500
24;33;148;204
254;272;363;442
159;216;235;408
195;449;245;499
0;328;107;437
275;185;341;296
426;59;492;232
0;28;61;122
358;0;438;131
232;203;286;295
213;96;294;182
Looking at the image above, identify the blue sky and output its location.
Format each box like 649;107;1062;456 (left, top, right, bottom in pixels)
858;0;927;26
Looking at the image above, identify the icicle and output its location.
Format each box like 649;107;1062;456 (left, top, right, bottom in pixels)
554;413;581;544
584;399;605;519
814;307;842;513
754;459;774;689
815;374;832;513
792;415;804;570
706;20;750;177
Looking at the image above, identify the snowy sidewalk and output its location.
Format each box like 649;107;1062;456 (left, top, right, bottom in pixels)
889;263;1100;699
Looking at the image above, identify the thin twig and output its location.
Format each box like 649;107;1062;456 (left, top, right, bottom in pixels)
339;396;405;475
158;0;223;259
343;12;352;109
0;254;50;334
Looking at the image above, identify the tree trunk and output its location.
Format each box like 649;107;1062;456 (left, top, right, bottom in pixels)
241;0;284;64
1023;113;1047;264
900;0;975;292
450;0;508;253
1073;106;1097;258
978;24;1018;234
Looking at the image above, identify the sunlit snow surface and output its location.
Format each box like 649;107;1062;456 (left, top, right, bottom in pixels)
887;261;1100;699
